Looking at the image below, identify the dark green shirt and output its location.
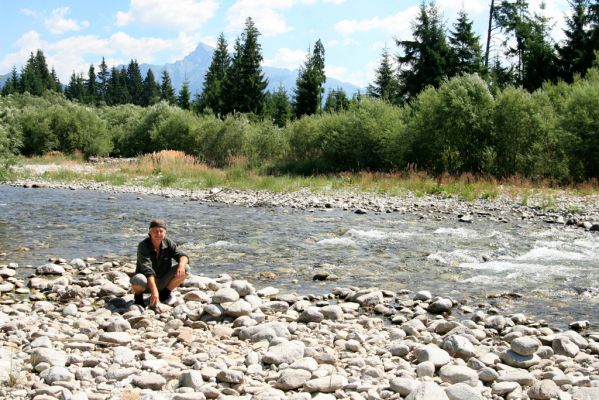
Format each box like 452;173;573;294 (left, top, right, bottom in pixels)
136;237;188;278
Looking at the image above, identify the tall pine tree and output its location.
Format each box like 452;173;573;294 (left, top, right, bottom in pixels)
200;33;231;116
178;80;191;110
222;18;268;115
126;60;143;105
396;2;450;101
368;47;399;102
448;10;484;76
294;39;326;117
86;64;97;104
558;0;590;82
97;57;109;103
142;69;161;107
160;70;176;104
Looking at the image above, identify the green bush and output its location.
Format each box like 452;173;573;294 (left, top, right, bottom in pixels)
9;94;112;157
406;74;494;174
284;98;406;172
100;104;146;156
243;120;288;166
493;87;569;179
560;69;599;179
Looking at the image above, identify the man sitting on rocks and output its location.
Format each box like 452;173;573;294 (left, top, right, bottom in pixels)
130;219;189;307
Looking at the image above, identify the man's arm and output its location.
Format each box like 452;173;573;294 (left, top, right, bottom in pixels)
176;255;189;278
147;276;160;306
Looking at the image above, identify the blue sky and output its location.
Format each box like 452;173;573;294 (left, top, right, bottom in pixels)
0;0;570;88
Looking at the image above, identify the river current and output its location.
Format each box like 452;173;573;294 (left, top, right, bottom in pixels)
1;185;598;329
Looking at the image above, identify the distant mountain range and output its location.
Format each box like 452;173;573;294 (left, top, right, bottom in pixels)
0;42;363;97
137;42;362;96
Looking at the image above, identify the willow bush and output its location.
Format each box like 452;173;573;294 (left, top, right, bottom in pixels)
406;74;495;175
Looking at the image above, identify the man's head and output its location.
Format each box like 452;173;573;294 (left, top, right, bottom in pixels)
148;219;167;241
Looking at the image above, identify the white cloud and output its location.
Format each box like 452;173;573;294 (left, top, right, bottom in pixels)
264;47;307;70
116;0;219;32
226;0;294;36
0;30;202;82
226;0;346;36
327;38;357;47
437;0;489;19
44;7;90;35
335;6;419;39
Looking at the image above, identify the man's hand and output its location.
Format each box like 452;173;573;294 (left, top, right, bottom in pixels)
148;276;160;306
149;291;160;306
176;264;186;279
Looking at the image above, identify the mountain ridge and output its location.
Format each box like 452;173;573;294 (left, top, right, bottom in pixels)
136;42;362;97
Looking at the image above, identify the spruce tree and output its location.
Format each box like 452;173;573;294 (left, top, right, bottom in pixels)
448;10;484;76
160;70;176;104
323;88;350;112
50;68;61;92
587;0;599;66
86;64;97;104
558;0;590;82
126;60;143;105
222;17;268;115
263;85;292;127
1;66;19;95
396;2;450;101
65;72;85;102
367;47;399;102
521;5;558;91
294;39;326;118
97;57;109;103
201;33;231;115
178;80;191;110
142;69;161;106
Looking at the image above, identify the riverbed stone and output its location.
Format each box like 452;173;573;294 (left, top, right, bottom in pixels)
212;288;239;304
527;379;560;400
263;340;305;365
389;377;418;396
443;335;476;360
572;388;599;400
553;336;580;357
414;344;451;367
216;369;244;384
31;348;67;367
428;298;453;314
237;322;290;342
439;364;479;386
133;373;166;390
41;366;74;384
98;332;131;345
36;263;66;275
297;307;324;323
304;374;348;393
224;299;252;317
276;368;312;390
511;336;540;356
445;383;484;400
406;381;450;400
500;349;540;368
179;370;204;390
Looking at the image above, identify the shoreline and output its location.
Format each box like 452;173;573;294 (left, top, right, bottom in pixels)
1;258;599;399
5;177;599;233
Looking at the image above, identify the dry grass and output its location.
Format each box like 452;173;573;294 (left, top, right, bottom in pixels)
13;151;599;200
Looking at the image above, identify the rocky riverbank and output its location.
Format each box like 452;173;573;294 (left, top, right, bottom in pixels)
9;178;599;233
1;258;599;400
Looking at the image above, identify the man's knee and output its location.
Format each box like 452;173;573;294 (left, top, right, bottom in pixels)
130;273;148;290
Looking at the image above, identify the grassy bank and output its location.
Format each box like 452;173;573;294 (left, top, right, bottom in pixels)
8;151;599;204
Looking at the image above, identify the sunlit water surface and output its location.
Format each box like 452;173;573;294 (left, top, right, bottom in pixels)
1;185;597;329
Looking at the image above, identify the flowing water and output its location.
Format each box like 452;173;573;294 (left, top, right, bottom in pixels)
1;185;598;328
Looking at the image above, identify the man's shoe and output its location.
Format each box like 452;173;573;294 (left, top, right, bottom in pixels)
134;294;146;308
162;295;176;306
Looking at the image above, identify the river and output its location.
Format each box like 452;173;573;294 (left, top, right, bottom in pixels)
1;184;598;329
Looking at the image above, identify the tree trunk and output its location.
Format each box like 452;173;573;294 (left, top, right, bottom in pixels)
485;0;495;68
